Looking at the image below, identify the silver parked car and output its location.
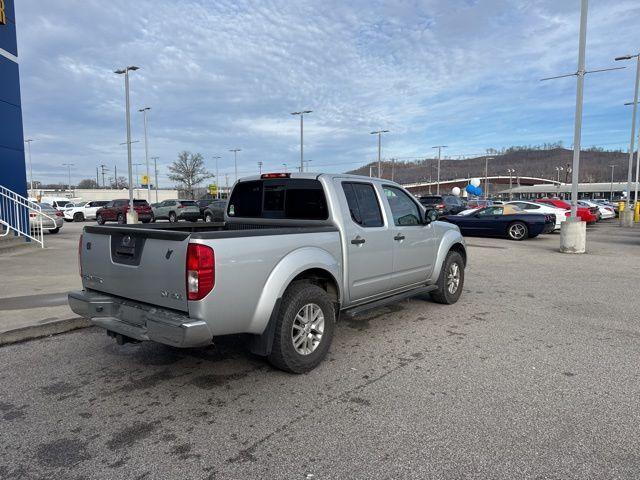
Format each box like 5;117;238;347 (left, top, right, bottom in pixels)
70;173;467;373
151;199;201;222
30;203;64;234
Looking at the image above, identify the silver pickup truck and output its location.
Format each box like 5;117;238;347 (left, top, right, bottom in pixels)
69;173;467;373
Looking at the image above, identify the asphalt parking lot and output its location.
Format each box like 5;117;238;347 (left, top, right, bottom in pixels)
1;220;639;479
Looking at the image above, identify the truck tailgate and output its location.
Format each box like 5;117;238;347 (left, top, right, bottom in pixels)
80;226;190;312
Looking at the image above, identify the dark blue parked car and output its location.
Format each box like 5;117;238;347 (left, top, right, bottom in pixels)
442;205;555;240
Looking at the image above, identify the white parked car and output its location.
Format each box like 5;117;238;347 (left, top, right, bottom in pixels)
578;199;615;220
63;200;110;222
505;200;568;230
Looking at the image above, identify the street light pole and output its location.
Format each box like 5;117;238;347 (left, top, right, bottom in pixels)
62;163;74;193
151;156;159;203
371;130;389;179
484;156;493;200
257;161;263;175
291;110;312;172
133;163;142;197
609;164;616;201
114;65;140;223
211;156;221;199
24;139;34;196
507;169;515;200
432;145;447;194
229;149;241;183
139;107;151;202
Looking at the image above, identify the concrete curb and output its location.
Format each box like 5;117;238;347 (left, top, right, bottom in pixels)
0;317;90;346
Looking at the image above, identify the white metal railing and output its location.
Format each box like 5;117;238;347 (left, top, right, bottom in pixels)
0;185;58;248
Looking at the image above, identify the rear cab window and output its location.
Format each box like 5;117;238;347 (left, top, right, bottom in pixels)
228;179;328;220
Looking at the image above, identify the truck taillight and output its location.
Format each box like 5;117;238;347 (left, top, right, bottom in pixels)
78;234;83;278
186;243;215;301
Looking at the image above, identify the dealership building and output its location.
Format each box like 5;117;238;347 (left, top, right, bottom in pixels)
0;0;26;200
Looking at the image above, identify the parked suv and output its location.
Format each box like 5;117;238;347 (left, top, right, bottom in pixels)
151;199;200;222
63;201;109;222
202;200;227;222
419;194;466;219
96;199;153;224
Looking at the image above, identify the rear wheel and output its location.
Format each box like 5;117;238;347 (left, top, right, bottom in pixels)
204;212;213;223
168;212;177;223
96;214;105;225
73;212;84;222
430;251;464;305
268;283;335;374
117;213;126;224
48;228;60;234
507;221;527;240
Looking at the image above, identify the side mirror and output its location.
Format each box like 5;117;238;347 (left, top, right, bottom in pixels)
424;209;436;224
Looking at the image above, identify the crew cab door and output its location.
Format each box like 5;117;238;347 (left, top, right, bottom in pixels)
337;180;394;303
381;185;434;289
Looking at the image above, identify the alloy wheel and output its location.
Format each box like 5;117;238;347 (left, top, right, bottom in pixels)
291;303;325;355
446;262;460;294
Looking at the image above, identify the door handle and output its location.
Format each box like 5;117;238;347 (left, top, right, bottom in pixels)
394;234;405;241
351;236;366;245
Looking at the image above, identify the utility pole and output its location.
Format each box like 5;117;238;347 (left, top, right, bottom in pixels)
391;158;396;182
291;110;312;172
282;163;288;173
225;173;229;198
151;156;159;202
139;107;152;202
229;148;241;183
114;65;140;223
62;163;74;194
257;161;263;175
507;169;515;200
114;165;117;188
371;130;389;179
96;166;100;187
99;164;108;188
133;163;142;196
212;156;221;199
432;145;447;194
609;164;616;201
24;138;34;196
369;165;373;177
484;156;493;200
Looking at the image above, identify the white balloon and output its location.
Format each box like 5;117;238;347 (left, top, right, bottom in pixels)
470;178;481;187
451;187;461;196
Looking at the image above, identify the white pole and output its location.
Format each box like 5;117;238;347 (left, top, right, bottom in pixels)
436;147;441;195
569;0;588;220
25;139;34;197
625;56;640;209
125;71;134;217
140;107;151;202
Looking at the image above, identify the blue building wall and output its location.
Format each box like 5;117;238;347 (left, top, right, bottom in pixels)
0;0;27;198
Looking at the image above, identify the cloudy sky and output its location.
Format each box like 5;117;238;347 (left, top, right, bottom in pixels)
14;0;640;186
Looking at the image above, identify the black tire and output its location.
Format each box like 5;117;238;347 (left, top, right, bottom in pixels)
168;212;177;223
141;218;151;224
63;218;72;223
96;214;105;225
507;221;528;241
430;250;465;305
73;212;84;222
150;214;156;223
117;213;126;224
267;282;336;374
204;212;213;223
48;228;60;234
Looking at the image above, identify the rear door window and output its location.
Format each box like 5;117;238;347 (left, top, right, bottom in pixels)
342;182;383;227
180;201;197;207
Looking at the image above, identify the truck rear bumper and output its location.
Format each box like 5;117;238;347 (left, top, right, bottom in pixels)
68;290;212;348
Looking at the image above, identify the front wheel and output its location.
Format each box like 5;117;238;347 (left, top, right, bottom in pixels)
48;228;60;234
168;212;177;223
117;213;126;224
430;250;465;305
507;221;528;241
268;282;335;374
73;212;84;222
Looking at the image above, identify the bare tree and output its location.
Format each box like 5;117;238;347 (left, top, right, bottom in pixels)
167;151;213;199
77;179;99;189
111;176;129;189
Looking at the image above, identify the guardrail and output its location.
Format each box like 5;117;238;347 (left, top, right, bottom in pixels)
0;185;58;248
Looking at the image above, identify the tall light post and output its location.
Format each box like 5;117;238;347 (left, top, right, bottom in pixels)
151;156;159;202
138;107;151;202
507;169;515;200
623;99;640;209
212;156;221;199
229;148;241;183
609;164;616;201
24;138;34;196
291;110;312;172
484;156;493;200
114;65;140;223
62;163;74;193
615;53;640;220
133;163;142;196
282;163;288;173
257;161;263;175
371;130;389;179
432;145;447;194
555;166;563;183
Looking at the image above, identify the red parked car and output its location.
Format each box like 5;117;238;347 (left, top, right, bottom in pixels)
96;199;153;224
535;198;597;224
